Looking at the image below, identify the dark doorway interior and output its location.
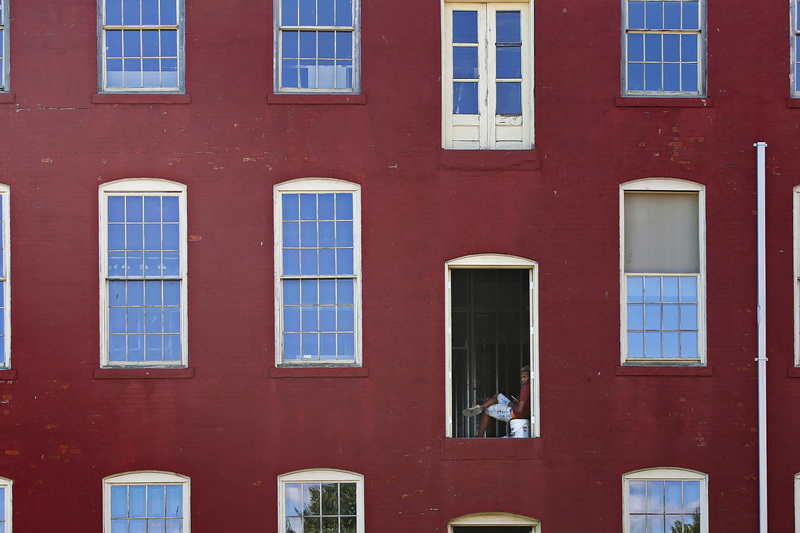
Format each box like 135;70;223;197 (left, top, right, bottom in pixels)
451;268;530;438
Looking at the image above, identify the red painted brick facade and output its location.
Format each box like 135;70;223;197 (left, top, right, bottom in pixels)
0;0;796;531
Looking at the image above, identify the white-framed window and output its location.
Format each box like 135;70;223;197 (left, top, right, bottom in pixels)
620;179;706;364
99;0;184;92
794;1;800;97
442;0;533;150
278;469;364;533
448;512;540;533
0;477;11;533
445;254;539;438
0;0;8;92
275;0;360;93
0;186;9;370
794;186;800;365
622;0;705;96
794;473;800;531
623;468;708;533
103;471;190;533
99;179;187;367
274;178;362;366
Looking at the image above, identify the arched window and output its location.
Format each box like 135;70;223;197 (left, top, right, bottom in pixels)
278;469;364;533
274;178;362;366
103;471;190;533
99;179;188;367
623;468;708;533
445;254;539;438
620;178;706;364
0;476;12;532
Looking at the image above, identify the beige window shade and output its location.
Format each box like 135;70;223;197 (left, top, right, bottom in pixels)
624;192;699;273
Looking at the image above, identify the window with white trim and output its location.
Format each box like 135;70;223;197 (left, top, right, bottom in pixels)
448;512;540;533
0;186;9;370
104;471;189;533
621;179;705;364
622;0;705;96
794;2;800;96
278;469;364;533
0;477;11;533
100;179;187;367
442;1;533;150
794;473;800;531
99;0;184;92
794;186;800;365
275;0;360;93
446;254;539;438
623;468;707;533
0;0;8;92
275;179;361;365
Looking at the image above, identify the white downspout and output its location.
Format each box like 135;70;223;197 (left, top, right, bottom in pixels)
755;141;768;533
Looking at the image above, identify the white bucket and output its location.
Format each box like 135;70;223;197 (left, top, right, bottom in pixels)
509;418;530;438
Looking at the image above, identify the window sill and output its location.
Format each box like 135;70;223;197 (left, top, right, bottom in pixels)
267;93;367;105
614;97;713;108
438;149;541;171
787;98;800;108
442;435;543;461
269;366;369;378
786;367;800;378
93;367;195;379
92;93;192;105
615;365;713;376
0;93;15;104
0;369;17;380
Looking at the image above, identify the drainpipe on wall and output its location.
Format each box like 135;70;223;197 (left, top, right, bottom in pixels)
755;141;768;533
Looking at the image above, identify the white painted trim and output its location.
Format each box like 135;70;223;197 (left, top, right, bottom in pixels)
103;471;190;533
0;185;10;370
793;185;800;366
98;178;188;367
792;0;799;98
619;178;707;365
97;0;185;93
273;178;363;366
0;0;9;92
621;0;707;97
448;512;540;531
277;469;365;533
622;468;708;533
274;0;361;94
0;476;11;532
794;473;800;532
444;254;539;438
442;1;533;149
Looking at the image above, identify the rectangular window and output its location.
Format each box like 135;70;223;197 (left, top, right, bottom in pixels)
104;472;189;533
621;182;705;364
622;0;704;96
276;0;360;93
100;180;187;367
442;1;533;150
275;179;361;365
0;0;7;92
99;0;184;92
794;2;800;97
0;187;9;370
446;256;538;439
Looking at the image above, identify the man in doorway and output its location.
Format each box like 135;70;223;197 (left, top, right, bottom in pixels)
462;366;531;438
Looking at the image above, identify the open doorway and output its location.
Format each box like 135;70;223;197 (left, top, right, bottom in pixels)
446;255;538;439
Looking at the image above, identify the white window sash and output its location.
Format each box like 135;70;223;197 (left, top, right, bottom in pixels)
620;179;706;365
623;468;708;533
99;179;188;367
98;0;185;93
278;470;364;533
442;1;533;149
274;178;362;366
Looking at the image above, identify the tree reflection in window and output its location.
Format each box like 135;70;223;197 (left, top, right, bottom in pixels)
285;481;357;533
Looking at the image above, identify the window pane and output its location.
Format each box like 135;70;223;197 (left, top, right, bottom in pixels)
454;47;478;79
496;82;521;114
454;82;478;114
496;46;521;79
453;11;478;44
